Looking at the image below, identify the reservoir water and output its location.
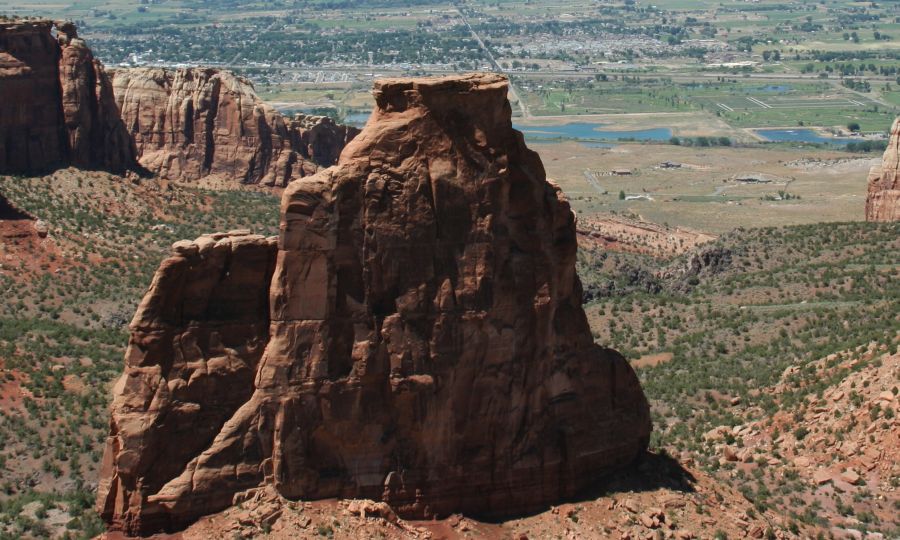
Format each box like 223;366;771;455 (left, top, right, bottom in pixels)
345;112;371;127
513;122;672;143
757;85;792;92
754;128;857;146
299;110;861;149
342;114;667;146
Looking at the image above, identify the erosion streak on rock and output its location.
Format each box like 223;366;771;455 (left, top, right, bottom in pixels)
112;68;358;186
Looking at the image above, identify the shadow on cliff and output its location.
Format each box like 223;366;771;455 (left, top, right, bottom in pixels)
478;451;696;524
593;450;697;497
0;193;33;221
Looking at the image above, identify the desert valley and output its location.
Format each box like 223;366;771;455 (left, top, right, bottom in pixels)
0;3;898;540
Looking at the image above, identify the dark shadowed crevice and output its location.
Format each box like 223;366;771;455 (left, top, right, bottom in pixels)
0;193;32;221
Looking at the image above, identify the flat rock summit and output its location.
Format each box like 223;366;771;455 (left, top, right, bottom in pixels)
96;73;652;535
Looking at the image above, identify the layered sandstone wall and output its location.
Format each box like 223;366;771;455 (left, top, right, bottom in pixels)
865;117;900;222
0;21;357;184
98;74;651;535
111;68;359;186
0;20;134;174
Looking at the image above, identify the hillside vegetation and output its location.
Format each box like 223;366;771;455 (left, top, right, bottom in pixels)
580;220;900;536
0;170;897;538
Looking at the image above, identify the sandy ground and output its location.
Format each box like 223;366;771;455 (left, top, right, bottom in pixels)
536;141;877;234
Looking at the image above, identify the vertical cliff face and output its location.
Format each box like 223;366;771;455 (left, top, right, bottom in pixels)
0;21;357;183
111;68;359;186
866;117;900;222
0;20;67;173
96;232;278;534
56;22;135;172
0;20;134;174
98;73;651;536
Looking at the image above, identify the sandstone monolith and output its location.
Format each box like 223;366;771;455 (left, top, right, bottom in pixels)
112;68;359;186
97;74;651;535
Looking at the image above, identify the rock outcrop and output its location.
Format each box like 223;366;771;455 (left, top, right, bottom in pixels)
96;231;278;533
112;68;359;186
0;20;135;174
1;20;357;184
865;117;900;222
97;74;651;535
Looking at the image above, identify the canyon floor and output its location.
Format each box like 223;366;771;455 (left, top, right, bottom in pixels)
0;141;897;539
537;142;875;233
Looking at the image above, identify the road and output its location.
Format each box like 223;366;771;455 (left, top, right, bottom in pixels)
455;4;530;118
582;169;607;195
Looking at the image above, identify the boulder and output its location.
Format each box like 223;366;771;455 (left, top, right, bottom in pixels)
812;469;832;485
33;220;49;238
839;469;861;485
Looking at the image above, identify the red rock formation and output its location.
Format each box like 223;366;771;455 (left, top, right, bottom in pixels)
112;68;358;186
0;20;355;183
0;20;67;172
97;74;651;535
96;231;278;534
0;20;134;174
865;117;900;222
56;22;135;172
288;113;357;168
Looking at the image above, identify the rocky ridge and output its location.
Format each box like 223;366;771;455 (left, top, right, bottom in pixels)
576;215;715;258
112;68;359;186
0;20;358;184
865;117;900;222
97;73;651;535
706;341;899;538
0;20;134;174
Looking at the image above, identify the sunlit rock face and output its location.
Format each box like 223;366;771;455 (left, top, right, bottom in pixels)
0;20;134;174
865;117;900;222
112;67;359;186
97;73;651;535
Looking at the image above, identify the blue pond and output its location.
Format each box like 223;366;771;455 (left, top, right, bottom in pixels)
755;128;856;146
339;115;667;146
513;122;672;143
757;84;792;92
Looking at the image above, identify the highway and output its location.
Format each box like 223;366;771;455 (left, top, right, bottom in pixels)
455;4;531;118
